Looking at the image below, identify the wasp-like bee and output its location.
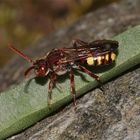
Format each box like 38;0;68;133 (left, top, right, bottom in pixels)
8;39;119;106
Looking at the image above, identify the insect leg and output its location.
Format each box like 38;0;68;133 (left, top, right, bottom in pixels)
47;73;55;106
77;65;104;93
24;66;35;79
77;64;101;83
70;68;77;107
54;77;62;92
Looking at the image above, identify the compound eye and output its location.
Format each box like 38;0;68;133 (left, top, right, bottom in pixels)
37;65;46;77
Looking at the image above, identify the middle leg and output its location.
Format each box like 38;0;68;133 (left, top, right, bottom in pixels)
70;68;77;107
47;73;56;106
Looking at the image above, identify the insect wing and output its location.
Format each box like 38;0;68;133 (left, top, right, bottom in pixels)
59;47;105;64
89;40;119;51
58;40;118;64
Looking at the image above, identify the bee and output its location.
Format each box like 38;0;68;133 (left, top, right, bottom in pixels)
8;39;119;106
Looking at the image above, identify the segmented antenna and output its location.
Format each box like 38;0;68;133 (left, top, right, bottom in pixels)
8;43;33;63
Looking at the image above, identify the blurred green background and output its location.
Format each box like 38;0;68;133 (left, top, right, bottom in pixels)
0;0;119;68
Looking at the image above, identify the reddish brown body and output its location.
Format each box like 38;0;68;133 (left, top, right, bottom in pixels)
8;39;119;106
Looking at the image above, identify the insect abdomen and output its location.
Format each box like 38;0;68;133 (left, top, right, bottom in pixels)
86;52;116;66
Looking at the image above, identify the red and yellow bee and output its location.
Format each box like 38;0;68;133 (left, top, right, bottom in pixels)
8;39;119;106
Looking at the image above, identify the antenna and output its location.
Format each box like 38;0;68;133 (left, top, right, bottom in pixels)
8;43;33;63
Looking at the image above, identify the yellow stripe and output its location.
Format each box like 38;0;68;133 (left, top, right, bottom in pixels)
97;56;102;65
111;52;116;61
105;53;109;61
87;57;94;65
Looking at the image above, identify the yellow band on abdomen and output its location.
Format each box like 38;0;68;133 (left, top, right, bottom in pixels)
111;52;116;61
87;56;94;65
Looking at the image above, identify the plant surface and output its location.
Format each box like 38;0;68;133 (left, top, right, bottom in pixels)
0;25;140;139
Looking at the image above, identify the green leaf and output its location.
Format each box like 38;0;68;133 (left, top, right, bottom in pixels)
0;25;140;139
